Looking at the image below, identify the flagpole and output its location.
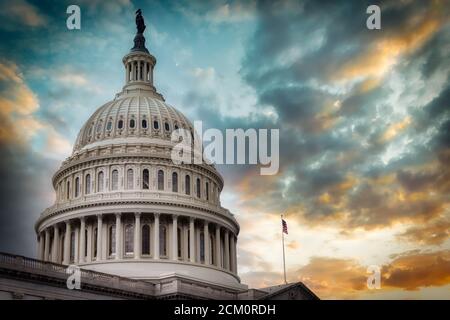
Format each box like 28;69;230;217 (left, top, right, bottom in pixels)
281;214;287;284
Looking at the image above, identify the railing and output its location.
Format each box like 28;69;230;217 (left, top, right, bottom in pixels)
0;252;154;296
40;190;234;220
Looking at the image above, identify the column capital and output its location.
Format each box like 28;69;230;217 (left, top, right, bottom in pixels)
115;213;121;218
172;214;178;221
80;216;85;222
97;213;103;219
134;212;142;218
189;216;195;223
204;220;209;227
154;212;160;218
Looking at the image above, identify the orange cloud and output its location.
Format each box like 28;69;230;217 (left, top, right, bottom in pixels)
295;250;450;299
0;61;72;156
333;6;443;82
398;218;450;245
381;117;412;142
383;250;450;290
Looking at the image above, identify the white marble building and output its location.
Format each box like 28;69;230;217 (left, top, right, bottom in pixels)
34;19;244;293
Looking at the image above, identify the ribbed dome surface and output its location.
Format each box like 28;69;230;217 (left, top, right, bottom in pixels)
73;95;193;153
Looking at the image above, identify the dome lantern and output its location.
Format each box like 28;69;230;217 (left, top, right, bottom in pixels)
120;9;162;100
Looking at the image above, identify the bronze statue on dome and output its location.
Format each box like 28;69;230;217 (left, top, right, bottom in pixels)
135;9;146;34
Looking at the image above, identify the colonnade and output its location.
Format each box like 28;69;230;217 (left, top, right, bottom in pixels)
37;213;238;274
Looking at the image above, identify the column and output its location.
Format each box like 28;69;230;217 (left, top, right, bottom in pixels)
224;229;230;270
134;212;141;259
136;61;140;81
204;221;210;265
86;223;92;263
44;229;50;262
63;222;71;264
215;226;221;267
38;233;45;261
79;217;86;263
74;227;79;263
172;215;178;260
115;213;121;259
189;217;195;263
52;225;59;263
154;213;160;259
230;234;236;273
96;214;103;261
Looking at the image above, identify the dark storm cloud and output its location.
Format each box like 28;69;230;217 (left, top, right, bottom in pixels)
0;142;57;257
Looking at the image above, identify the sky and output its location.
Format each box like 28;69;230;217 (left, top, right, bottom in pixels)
0;0;449;299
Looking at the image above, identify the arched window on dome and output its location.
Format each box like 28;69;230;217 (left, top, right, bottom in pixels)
206;182;209;201
158;170;164;191
164;122;170;131
185;175;191;195
111;170;119;191
200;232;205;263
153;120;159;130
130;119;136;129
96;122;102;134
84;229;88;258
210;234;215;265
109;225;116;256
142;119;148;129
142;225;150;255
118;119;124;129
93;227;98;258
85;174;91;195
172;172;178;192
126;169;134;190
142;169;149;189
106;121;112;131
221;237;225;268
196;178;201;198
70;231;75;262
187;232;190;260
97;171;104;192
160;225;167;257
177;227;182;259
124;224;134;255
66;181;70;200
60;234;65;262
74;177;80;198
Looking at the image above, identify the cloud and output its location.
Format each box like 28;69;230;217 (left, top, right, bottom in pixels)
382;250;450;290
398;218;450;246
0;0;47;29
295;249;450;299
0;61;72;155
232;0;450;237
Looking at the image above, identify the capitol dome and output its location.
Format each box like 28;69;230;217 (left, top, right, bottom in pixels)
34;12;244;294
73;93;194;154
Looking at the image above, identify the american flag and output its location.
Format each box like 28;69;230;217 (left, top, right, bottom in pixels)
281;218;288;234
